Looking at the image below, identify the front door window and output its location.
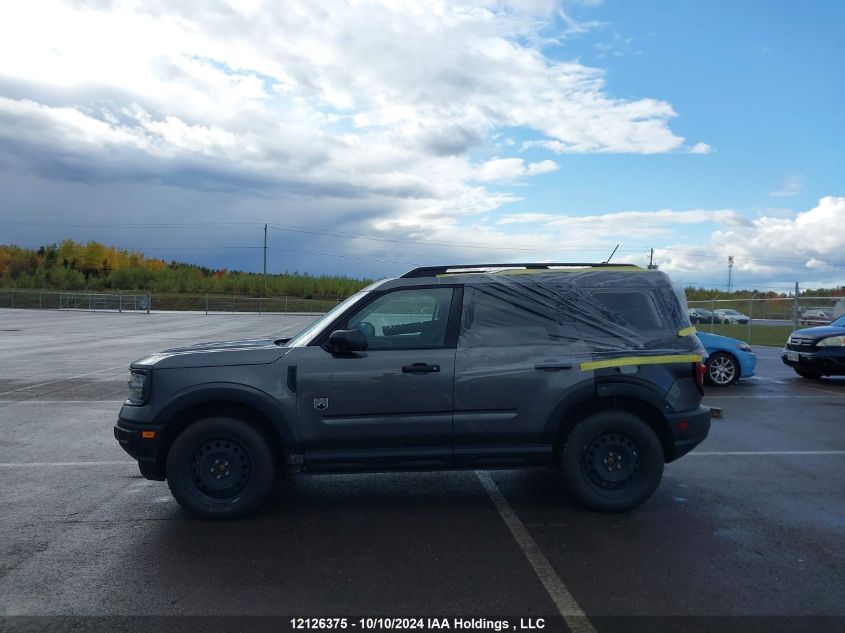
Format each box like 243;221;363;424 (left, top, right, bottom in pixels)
346;288;454;350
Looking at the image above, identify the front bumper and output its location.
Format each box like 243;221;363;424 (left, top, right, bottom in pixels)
739;351;757;378
781;348;845;375
666;405;711;462
114;418;166;479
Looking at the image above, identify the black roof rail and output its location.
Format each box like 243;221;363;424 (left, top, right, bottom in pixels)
400;262;640;278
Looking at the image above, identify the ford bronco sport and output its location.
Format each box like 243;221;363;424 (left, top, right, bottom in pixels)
114;263;710;519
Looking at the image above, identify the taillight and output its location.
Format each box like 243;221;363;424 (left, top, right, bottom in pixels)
694;362;706;395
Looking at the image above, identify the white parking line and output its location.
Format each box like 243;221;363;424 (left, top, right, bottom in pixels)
0;400;124;404
789;383;845;396
689;451;845;456
476;470;596;633
0;461;136;467
704;395;844;399
0;364;125;397
266;317;315;336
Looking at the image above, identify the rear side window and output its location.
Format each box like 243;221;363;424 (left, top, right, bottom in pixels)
459;286;577;347
456;272;695;357
589;290;664;332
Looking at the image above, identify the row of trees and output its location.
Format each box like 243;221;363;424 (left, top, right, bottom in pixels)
685;286;845;301
0;241;371;298
3;241;843;300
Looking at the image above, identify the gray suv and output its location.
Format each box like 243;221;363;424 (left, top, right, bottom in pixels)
115;263;710;519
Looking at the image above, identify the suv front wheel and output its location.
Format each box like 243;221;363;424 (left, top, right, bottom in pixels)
560;410;664;512
166;417;275;519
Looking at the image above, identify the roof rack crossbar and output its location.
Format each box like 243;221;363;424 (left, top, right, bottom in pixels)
400;262;639;278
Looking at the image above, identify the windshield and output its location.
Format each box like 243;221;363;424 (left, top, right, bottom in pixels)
286;291;370;347
830;314;845;327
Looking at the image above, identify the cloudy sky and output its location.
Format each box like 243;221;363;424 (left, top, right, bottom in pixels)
0;0;843;289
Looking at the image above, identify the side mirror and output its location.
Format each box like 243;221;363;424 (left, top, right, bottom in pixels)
327;329;368;353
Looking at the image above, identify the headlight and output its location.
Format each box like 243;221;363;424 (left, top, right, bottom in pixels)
817;336;845;347
737;342;752;352
126;370;150;405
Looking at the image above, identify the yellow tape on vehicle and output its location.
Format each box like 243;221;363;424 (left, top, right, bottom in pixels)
678;326;697;336
580;354;703;371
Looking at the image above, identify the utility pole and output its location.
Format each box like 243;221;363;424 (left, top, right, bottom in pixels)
727;255;734;293
647;248;657;270
263;223;268;298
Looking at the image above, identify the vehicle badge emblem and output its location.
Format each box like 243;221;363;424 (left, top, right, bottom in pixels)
313;397;329;411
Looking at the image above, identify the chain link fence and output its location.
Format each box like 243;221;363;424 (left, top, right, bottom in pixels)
687;296;845;346
0;289;341;315
3;288;844;346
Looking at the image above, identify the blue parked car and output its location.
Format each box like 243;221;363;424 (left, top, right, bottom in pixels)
696;331;757;386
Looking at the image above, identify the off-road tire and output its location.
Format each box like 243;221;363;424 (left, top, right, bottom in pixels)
166;417;274;519
560;410;664;512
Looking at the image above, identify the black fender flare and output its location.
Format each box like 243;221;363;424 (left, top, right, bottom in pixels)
157;382;297;455
542;377;672;452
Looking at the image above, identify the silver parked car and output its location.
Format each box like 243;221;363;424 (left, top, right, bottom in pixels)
714;309;750;324
800;309;833;325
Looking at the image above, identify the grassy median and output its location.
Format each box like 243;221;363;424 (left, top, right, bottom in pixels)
696;323;793;347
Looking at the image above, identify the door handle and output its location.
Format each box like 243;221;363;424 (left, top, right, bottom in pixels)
534;363;573;371
402;363;440;374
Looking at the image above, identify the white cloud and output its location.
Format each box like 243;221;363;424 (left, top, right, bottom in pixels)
372;198;845;288
0;0;692;231
689;142;713;154
805;258;834;271
651;197;845;286
497;213;555;224
475;157;558;182
770;175;802;197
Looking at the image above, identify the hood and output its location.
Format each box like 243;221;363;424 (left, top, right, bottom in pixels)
696;331;745;347
789;325;845;341
131;338;290;370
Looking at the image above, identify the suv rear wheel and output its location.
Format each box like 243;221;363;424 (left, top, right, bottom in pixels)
560;410;664;512
166;417;274;519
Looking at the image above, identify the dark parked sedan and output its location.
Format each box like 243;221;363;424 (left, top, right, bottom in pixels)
782;314;845;379
689;307;717;324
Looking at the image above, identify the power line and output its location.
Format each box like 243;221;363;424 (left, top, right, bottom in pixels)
0;221;265;228
270;246;415;265
653;247;845;268
7;219;844;268
3;219;652;253
267;223;651;253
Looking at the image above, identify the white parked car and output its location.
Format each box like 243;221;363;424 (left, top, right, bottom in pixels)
714;309;750;324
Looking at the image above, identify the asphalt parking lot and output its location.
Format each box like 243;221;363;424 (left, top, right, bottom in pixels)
1;309;843;632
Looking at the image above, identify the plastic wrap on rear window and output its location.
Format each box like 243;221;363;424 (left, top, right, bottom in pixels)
456;268;703;363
